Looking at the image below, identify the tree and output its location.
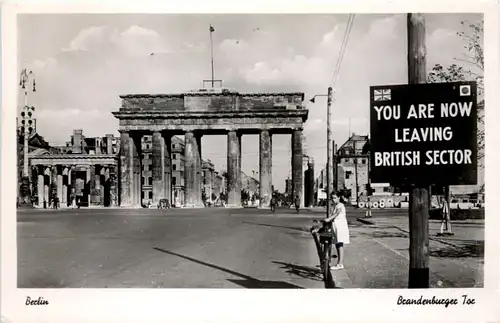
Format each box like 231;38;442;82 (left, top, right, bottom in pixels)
427;20;484;164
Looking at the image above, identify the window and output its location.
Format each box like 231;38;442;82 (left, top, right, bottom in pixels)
361;158;366;164
346;171;352;179
146;144;150;149
172;177;177;186
344;159;349;163
149;191;153;199
173;153;177;160
141;177;144;185
173;164;177;171
149;177;152;185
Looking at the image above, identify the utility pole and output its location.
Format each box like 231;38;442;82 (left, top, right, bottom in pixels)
367;139;372;196
326;87;333;218
354;157;359;204
332;140;337;194
407;13;429;289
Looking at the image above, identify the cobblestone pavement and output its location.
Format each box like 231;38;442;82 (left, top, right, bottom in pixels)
17;207;483;288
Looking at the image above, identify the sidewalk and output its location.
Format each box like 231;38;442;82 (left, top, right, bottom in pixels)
348;214;484;288
356;215;484;248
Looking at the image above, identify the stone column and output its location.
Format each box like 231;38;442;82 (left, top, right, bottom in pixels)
164;134;172;205
89;165;97;205
132;135;142;207
37;166;44;208
62;167;68;206
227;130;241;207
259;130;272;208
119;131;133;207
110;165;118;207
291;129;304;208
57;166;63;205
51;166;58;205
44;167;50;205
184;131;203;207
70;166;77;207
86;165;91;201
95;165;102;205
152;131;170;205
99;166;106;206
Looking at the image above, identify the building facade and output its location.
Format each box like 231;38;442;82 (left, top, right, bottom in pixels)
314;133;391;204
27;129;120;208
336;133;370;200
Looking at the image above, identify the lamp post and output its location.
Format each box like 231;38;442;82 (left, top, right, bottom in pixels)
309;87;333;218
19;68;36;204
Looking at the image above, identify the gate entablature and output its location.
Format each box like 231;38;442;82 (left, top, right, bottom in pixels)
112;92;308;132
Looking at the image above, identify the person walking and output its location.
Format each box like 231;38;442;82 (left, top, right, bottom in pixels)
323;193;350;270
294;195;300;213
270;194;277;212
365;197;372;218
438;196;454;236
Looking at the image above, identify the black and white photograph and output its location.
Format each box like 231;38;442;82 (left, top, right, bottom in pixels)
2;1;499;322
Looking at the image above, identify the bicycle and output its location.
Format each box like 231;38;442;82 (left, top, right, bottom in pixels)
311;219;334;287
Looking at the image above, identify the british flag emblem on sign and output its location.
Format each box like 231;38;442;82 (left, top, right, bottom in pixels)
374;89;391;101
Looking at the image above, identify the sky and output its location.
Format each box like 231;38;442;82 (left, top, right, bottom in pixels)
17;13;483;191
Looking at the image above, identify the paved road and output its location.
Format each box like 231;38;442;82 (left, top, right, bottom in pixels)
17;207;483;288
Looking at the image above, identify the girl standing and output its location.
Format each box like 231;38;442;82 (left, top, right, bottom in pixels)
324;193;350;270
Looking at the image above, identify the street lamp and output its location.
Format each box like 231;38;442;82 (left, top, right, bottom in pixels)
309;87;333;218
19;68;37;204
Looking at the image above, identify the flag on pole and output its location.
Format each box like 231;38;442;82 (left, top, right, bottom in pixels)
209;25;215;32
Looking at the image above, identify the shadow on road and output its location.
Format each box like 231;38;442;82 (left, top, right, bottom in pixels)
272;261;323;282
242;221;308;232
430;240;484;258
153;247;303;289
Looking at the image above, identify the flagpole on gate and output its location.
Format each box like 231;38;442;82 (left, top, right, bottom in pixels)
209;24;215;88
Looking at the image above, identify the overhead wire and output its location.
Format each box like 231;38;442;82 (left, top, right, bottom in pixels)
330;13;355;88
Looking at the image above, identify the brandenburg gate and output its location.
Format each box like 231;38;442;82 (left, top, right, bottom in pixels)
113;89;308;208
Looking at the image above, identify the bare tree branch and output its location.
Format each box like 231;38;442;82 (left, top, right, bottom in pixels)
428;19;484;166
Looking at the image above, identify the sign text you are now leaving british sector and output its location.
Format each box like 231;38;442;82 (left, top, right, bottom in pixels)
369;81;477;186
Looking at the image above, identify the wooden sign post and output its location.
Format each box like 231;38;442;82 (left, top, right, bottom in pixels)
407;13;429;289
